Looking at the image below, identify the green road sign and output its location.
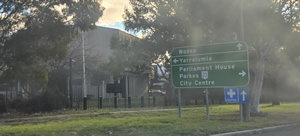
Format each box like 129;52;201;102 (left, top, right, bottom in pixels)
171;42;249;88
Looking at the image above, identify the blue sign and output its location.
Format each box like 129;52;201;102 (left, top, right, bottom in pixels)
239;88;249;103
224;88;239;103
224;88;249;103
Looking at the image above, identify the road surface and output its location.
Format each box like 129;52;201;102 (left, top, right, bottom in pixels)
252;124;300;136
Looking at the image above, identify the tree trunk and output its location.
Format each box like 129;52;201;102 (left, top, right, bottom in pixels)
250;52;265;113
272;83;280;105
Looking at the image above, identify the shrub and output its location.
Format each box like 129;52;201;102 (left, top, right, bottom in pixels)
12;88;68;113
0;95;7;114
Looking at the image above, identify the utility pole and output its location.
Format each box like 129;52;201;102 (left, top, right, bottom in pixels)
82;30;87;110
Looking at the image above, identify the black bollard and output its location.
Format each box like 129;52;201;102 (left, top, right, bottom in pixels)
153;96;156;107
141;96;144;107
83;97;87;110
99;97;103;109
148;97;150;107
128;96;131;108
114;93;117;108
164;96;168;106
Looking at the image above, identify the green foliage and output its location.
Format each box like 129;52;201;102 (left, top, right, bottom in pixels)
0;95;7;114
11;88;68;113
0;103;6;114
0;0;104;87
102;35;151;76
124;0;294;54
284;32;300;61
47;70;68;95
1;65;49;88
124;0;240;56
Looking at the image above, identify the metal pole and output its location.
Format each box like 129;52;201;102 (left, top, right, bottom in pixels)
102;80;105;98
178;89;182;118
10;85;12;99
240;103;243;122
141;96;144;107
69;58;73;108
240;0;245;42
17;81;20;98
148;78;150;107
82;30;87;110
153;96;156;107
5;85;8;102
100;97;103;108
128;96;131;108
125;75;128;108
240;0;250;121
114;93;117;108
205;88;210;120
98;83;100;109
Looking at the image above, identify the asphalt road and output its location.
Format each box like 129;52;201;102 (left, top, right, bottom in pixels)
252;124;300;136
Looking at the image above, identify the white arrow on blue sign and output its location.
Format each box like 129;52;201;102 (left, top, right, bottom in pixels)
239;88;249;103
224;88;249;103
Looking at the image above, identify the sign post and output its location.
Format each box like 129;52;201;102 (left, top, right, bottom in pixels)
224;87;249;121
178;89;182;118
240;103;243;122
205;89;209;120
171;42;250;119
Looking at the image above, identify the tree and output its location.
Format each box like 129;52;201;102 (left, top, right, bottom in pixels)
124;0;297;113
102;35;151;76
243;1;294;113
262;0;300;106
0;0;104;93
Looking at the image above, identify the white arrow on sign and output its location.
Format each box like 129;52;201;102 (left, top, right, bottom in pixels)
173;58;178;64
236;43;243;50
239;70;246;77
240;91;247;101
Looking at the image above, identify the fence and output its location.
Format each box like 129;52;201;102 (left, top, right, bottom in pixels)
70;95;227;110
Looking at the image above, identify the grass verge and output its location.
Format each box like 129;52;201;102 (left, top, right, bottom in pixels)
0;103;300;136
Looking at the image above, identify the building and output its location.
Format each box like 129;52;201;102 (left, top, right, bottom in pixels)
70;26;149;101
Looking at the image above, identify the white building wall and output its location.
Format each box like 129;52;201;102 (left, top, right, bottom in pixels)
71;26;147;100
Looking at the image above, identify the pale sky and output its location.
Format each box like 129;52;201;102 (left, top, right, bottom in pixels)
97;0;130;32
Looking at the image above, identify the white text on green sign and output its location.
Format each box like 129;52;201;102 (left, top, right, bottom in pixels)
171;42;249;88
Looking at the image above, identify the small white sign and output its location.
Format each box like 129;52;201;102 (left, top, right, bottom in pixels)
201;71;208;80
